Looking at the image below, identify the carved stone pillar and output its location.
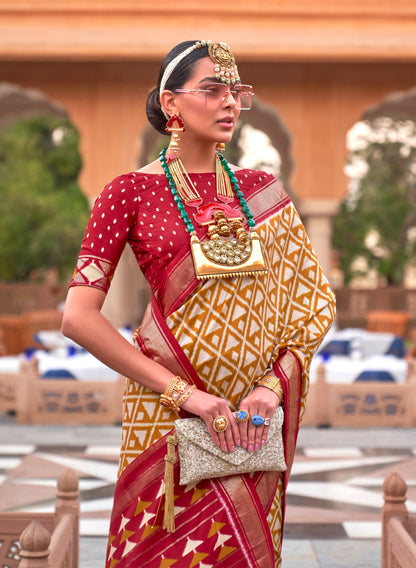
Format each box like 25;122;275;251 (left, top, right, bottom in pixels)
299;199;339;284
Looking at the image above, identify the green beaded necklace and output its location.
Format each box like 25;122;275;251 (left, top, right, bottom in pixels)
160;148;255;233
159;147;267;279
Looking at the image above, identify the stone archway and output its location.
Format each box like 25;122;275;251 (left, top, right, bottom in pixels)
0;82;147;328
0;82;68;130
337;85;416;287
361;86;416;123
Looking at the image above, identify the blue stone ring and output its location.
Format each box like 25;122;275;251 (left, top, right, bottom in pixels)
235;409;250;423
251;414;264;426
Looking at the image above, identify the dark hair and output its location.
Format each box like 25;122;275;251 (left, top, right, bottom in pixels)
146;40;209;134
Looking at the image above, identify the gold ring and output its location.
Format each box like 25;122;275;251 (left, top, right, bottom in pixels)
212;415;228;433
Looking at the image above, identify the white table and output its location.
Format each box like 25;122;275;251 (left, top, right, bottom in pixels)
0;328;133;381
310;354;408;384
319;327;398;358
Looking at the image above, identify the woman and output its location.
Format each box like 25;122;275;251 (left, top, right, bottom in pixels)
62;40;336;567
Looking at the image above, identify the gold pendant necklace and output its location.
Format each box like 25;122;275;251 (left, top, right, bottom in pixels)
160;148;267;280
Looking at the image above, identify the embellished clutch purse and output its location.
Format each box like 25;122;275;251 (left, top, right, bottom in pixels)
174;406;286;486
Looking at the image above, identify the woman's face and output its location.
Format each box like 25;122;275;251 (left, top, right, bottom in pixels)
172;56;241;146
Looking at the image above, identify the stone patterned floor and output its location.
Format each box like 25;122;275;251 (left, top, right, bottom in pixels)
0;418;415;567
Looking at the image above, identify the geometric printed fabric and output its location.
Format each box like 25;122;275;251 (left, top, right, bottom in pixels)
116;203;336;563
165;204;336;559
118;202;336;477
118;381;176;475
71;254;115;293
107;462;244;567
167;204;336;420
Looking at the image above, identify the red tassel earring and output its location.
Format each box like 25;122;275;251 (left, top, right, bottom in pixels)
166;115;185;161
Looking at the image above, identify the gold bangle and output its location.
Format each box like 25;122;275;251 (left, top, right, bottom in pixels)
164;376;188;398
254;375;284;401
160;394;180;412
160;377;196;413
176;384;196;408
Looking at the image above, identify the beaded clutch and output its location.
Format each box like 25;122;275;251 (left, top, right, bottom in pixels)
174;406;286;486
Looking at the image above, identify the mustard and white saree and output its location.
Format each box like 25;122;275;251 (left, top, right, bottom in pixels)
105;175;336;567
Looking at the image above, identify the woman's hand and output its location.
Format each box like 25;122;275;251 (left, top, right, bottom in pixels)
181;389;241;453
237;386;281;452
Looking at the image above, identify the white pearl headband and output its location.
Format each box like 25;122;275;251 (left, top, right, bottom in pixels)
159;43;201;98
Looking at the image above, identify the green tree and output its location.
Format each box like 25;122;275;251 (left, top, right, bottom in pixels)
333;118;416;285
0;116;89;282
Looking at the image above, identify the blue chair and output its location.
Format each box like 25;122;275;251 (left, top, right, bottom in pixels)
355;370;395;382
42;369;76;379
319;340;350;357
385;337;406;358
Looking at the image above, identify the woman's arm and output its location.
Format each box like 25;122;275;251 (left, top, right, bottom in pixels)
62;286;175;392
62;285;241;452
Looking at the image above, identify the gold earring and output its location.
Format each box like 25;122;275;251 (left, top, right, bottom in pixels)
166;115;185;159
216;142;226;154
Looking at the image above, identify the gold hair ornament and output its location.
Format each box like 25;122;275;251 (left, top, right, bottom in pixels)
159;40;240;116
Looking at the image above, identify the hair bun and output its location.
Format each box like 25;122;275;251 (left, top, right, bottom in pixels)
146;87;167;135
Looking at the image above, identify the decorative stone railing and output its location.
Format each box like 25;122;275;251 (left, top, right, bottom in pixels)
0;468;79;568
0;366;124;425
302;362;416;427
382;472;416;568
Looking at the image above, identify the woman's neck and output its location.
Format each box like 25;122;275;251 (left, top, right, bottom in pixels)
176;139;217;173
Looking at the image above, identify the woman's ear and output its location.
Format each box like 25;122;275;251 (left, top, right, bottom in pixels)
160;90;178;118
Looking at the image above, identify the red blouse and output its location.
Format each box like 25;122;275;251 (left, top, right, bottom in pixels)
69;169;274;294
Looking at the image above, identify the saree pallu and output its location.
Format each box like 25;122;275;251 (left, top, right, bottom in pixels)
106;177;336;568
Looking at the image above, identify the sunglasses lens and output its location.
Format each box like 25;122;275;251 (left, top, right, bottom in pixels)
232;85;254;110
204;83;254;110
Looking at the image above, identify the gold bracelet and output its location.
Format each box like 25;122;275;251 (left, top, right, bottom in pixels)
164;376;188;398
176;384;196;408
160;394;180;412
254;375;284;402
160;376;196;413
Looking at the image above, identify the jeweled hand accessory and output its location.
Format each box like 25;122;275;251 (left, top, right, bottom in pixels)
264;417;271;426
212;415;228;433
252;414;265;426
160;376;195;413
235;409;250;423
163;406;286;532
254;375;284;402
159;147;267;280
176;384;196;408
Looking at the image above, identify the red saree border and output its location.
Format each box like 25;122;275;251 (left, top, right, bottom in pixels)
216;474;276;565
275;350;302;483
108;439;277;567
136;293;208;394
109;430;168;522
